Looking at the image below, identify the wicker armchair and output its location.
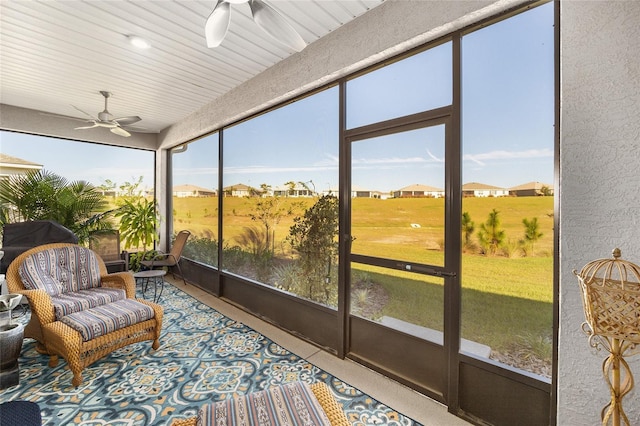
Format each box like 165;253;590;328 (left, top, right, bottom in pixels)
6;243;163;387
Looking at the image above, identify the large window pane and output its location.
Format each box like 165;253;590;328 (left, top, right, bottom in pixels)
0;131;154;251
222;87;340;307
461;3;554;378
346;42;452;129
351;125;446;266
171;133;219;267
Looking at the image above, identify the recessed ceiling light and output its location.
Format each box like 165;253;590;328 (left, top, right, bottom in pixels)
127;35;151;49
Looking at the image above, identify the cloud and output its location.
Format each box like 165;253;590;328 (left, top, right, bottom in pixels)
463;148;553;166
352;156;427;165
426;149;444;163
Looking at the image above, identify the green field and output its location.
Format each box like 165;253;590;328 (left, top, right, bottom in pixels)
171;195;554;373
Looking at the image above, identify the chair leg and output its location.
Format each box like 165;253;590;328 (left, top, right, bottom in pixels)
176;263;187;286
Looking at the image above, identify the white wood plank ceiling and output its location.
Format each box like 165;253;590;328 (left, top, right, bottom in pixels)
0;0;384;134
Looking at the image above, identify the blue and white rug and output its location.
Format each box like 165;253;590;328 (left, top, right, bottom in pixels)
1;283;420;425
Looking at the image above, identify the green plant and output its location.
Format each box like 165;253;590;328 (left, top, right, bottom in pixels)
273;261;302;292
128;250;158;272
0;169;112;244
461;211;475;250
287;195;339;304
182;235;218;265
115;197;157;251
477;208;506;255
522;217;543;255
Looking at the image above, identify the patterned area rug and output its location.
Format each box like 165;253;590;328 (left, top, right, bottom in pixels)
1;283;421;426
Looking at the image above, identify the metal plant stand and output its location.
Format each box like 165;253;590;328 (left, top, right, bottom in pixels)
574;249;640;426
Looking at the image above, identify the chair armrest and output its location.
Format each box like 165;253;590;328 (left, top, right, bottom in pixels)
20;289;56;325
101;272;136;298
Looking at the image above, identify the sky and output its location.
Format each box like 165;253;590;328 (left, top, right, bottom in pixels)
1;2;553;194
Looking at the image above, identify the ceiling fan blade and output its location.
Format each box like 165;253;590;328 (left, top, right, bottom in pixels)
249;0;306;52
71;104;98;120
114;116;142;126
75;123;99;130
40;111;92;123
205;0;231;48
110;126;131;137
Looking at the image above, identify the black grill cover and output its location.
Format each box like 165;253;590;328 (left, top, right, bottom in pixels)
1;220;78;273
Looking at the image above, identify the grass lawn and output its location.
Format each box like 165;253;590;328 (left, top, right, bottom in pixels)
169;195;554;358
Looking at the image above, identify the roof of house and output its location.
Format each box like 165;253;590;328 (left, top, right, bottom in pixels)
509;181;554;191
0;153;43;168
223;183;253;191
462;182;506;191
173;184;216;193
396;184;444;192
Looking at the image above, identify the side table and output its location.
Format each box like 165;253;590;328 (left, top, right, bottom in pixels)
133;270;167;303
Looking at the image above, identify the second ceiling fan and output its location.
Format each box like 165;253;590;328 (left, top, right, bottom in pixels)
205;0;306;51
73;91;141;138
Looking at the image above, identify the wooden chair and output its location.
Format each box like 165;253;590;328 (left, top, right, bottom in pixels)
6;243;163;387
89;230;128;273
141;230;191;285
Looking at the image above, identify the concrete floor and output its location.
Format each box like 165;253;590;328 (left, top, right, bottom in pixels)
172;279;471;426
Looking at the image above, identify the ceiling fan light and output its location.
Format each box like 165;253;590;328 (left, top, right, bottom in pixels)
128;35;151;49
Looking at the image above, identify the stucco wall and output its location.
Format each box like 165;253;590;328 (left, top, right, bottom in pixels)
559;1;640;424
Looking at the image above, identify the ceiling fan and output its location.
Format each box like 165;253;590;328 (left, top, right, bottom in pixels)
72;91;141;138
205;0;306;51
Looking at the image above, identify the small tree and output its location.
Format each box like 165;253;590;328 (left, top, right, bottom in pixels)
248;195;285;254
477;208;505;255
287;195;339;304
522;217;543;255
461;211;475;250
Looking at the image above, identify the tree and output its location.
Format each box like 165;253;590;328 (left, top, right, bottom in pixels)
522;217;543;255
284;181;296;196
248;195;285;253
287;195;339;304
119;176;145;197
477;208;505;255
461;211;475;250
0;169;112;243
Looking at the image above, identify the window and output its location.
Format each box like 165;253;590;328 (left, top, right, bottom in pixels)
346;42;452;129
222;88;340;307
171;133;219;266
461;2;555;378
0;131;155;249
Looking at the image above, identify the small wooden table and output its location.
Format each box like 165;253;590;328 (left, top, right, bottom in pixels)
133;270;166;303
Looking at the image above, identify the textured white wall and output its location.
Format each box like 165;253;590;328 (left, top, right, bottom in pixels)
559;1;640;424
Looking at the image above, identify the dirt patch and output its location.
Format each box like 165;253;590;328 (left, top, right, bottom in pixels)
350;279;389;319
490;350;551;378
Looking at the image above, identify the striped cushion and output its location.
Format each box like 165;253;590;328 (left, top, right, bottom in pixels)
51;287;126;320
197;382;332;426
18;257;63;295
18;246;102;294
59;299;154;342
